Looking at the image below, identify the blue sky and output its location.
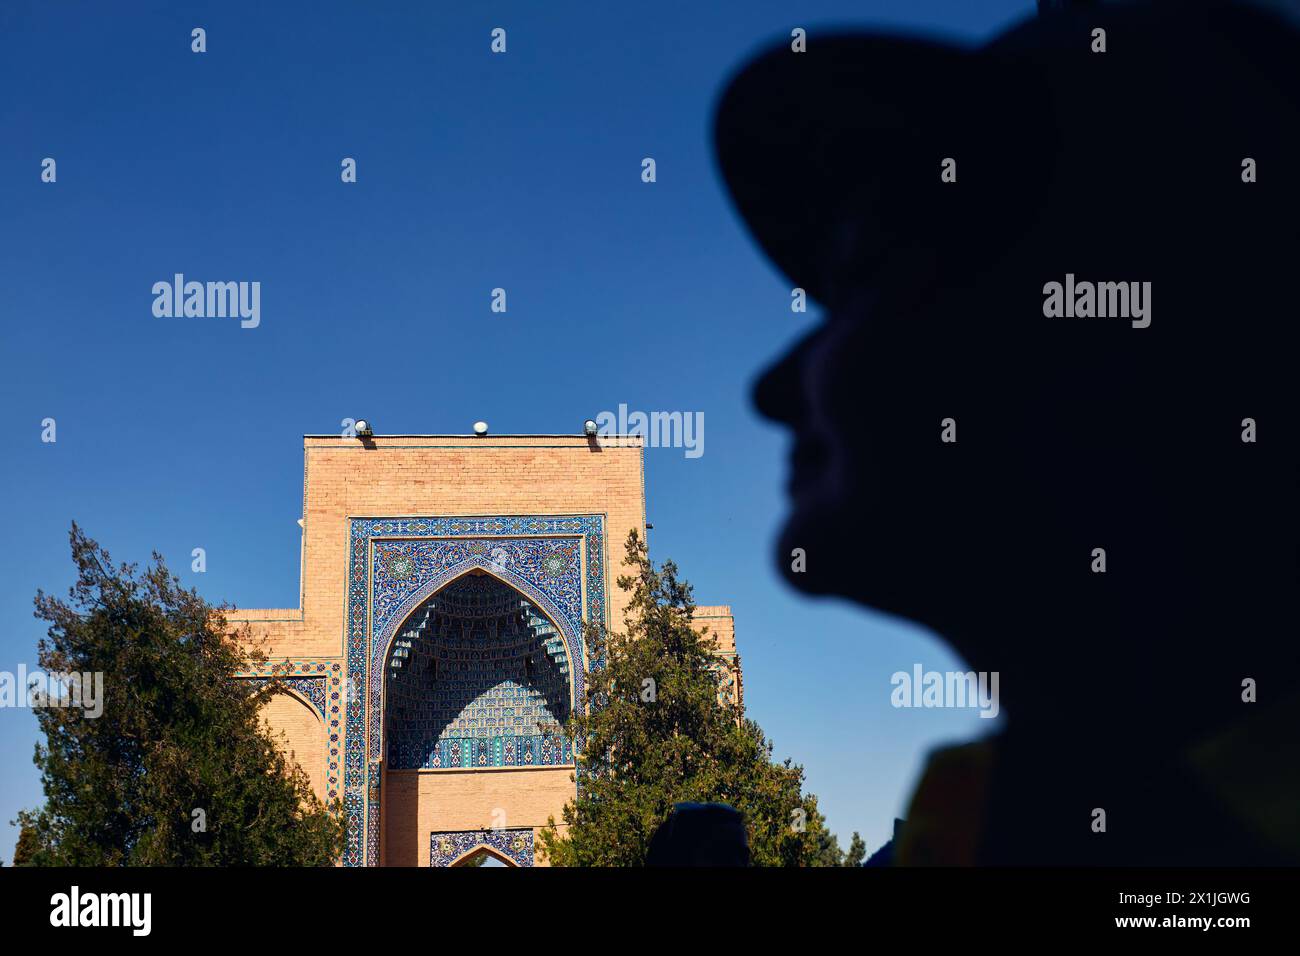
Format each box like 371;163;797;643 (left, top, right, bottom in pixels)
0;0;1032;862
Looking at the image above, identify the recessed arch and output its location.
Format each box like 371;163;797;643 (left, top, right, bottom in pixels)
428;828;536;867
449;845;516;867
258;687;328;802
347;515;607;867
266;685;325;722
369;556;584;760
380;569;575;770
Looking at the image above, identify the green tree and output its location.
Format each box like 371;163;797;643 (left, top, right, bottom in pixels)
814;822;844;866
14;524;344;866
539;530;835;866
843;831;867;867
10;821;42;866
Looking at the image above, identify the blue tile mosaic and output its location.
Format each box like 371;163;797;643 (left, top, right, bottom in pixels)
343;514;606;866
430;828;534;867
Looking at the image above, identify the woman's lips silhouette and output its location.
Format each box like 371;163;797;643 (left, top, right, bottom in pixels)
787;438;830;499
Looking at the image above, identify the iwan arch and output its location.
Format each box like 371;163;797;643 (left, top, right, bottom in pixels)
229;433;741;866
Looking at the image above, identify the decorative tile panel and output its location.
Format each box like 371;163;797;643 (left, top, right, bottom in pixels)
430;828;535;867
244;675;327;719
344;514;605;866
386;574;574;769
236;660;343;803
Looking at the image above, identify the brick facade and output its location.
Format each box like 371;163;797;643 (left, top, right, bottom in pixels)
231;434;740;866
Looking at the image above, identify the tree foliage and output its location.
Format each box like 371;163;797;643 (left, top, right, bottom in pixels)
539;530;840;866
844;831;867;867
13;524;344;866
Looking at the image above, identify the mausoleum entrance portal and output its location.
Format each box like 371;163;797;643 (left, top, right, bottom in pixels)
378;570;578;865
227;439;689;868
383;572;573;770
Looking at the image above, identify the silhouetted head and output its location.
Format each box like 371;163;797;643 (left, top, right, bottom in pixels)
646;802;751;866
716;0;1300;739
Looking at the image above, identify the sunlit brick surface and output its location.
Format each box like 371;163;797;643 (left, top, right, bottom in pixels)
228;434;742;864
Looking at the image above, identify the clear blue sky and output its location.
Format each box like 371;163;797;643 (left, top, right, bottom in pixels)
0;0;1031;863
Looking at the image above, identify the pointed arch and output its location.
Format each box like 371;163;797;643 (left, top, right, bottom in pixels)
258;687;328;802
428;828;536;867
346;514;607;867
267;685;326;723
369;557;582;759
449;845;517;867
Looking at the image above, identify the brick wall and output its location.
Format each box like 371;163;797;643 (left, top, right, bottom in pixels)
695;606;743;711
231;434;739;865
382;767;574;866
259;691;327;802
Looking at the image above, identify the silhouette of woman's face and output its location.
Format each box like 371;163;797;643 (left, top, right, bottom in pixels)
750;240;1045;642
752;245;972;629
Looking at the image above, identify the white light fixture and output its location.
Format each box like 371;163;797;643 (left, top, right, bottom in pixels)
583;419;598;436
473;421;489;436
355;419;373;436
